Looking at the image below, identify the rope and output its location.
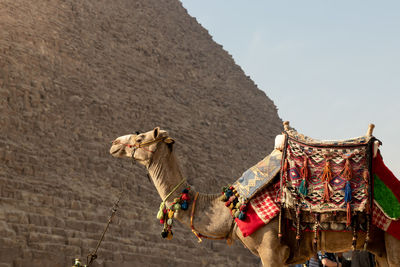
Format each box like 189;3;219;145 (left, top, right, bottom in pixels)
162;179;186;204
86;190;123;266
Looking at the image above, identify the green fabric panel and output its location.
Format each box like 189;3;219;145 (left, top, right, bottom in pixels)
374;174;400;219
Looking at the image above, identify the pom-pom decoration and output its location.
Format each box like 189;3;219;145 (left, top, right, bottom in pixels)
181;201;188;210
221;185;249;220
157;187;191;240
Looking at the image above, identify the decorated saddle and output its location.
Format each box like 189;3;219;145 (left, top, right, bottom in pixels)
278;124;377;248
222;122;400;243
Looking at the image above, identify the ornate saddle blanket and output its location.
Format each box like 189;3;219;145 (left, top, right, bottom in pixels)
232;149;282;200
220;149;281;236
280;129;373;215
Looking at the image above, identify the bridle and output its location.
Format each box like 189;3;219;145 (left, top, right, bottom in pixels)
113;135;170;162
122;136;168;153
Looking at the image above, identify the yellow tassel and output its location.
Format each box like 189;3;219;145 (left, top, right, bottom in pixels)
168;210;174;219
167;231;173;240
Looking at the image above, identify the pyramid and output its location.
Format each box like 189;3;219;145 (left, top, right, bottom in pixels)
0;0;282;266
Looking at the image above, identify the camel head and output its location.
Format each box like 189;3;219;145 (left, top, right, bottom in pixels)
110;127;175;165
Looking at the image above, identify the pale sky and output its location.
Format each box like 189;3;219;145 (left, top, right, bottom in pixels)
180;0;400;176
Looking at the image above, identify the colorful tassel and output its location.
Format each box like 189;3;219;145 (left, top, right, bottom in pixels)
157;187;191;240
222;186;248;220
343;158;353;226
321;159;332;202
161;230;168;238
342;157;353;179
344;181;352;203
166;231;173;240
181;201;188;210
299;157;309;196
299;179;308;196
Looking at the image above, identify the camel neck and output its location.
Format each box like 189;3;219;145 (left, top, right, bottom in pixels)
147;145;187;203
147;145;233;239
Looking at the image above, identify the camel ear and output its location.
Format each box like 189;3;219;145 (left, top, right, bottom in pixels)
153;127;160;139
164;137;175;144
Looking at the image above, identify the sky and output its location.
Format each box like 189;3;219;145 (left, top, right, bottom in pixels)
180;0;400;176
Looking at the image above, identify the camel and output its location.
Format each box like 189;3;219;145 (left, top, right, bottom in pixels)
109;127;400;266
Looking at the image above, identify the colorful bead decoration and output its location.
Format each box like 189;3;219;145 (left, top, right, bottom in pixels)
158;187;190;239
221;186;247;221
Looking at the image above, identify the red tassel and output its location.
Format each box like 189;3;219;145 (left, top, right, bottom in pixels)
343;158;353;181
346;202;351;226
323;181;330;202
321;160;332;202
299;157;309;195
363;169;369;183
300;157;309;179
282;159;288;186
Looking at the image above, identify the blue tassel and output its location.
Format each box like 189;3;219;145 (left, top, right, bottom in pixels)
344;181;352;203
299;179;307;196
238;212;246;220
181;201;188;210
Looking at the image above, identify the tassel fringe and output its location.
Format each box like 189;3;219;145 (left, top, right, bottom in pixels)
346;202;351;227
299;157;309;196
321;159;332;202
343;158;353;226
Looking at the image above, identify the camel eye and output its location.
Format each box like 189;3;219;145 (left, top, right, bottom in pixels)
136;135;145;143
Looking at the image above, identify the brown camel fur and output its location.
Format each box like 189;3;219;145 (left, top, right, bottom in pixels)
109;127;400;267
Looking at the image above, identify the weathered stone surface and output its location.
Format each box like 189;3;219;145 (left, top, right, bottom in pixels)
0;0;282;266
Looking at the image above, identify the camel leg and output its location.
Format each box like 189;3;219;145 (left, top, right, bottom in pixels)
251;221;290;267
375;254;389;267
385;233;400;266
235;220;289;267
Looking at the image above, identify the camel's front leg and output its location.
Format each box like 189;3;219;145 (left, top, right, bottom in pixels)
236;220;290;267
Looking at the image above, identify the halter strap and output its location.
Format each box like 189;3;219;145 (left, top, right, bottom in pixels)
162;178;186;203
123;136;167;153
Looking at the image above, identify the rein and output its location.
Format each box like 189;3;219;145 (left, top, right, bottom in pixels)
190;192;234;244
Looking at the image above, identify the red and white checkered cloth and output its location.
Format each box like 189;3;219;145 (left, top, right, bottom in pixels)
235;182;280;237
372;200;393;231
250;183;280;224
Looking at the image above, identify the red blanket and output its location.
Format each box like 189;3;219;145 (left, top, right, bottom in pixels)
235;183;280;237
